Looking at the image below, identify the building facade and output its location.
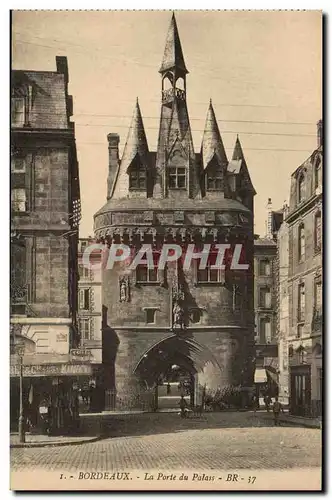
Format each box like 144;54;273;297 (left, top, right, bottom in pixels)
253;236;278;397
94;14;256;410
281;121;323;417
77;237;103;410
10;57;91;433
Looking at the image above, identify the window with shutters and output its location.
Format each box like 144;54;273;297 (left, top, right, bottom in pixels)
314;211;322;251
259;259;271;276
259;317;272;344
79;318;91;341
79;288;90;310
298;224;305;262
297;283;305;322
259;287;271;308
314;280;322;313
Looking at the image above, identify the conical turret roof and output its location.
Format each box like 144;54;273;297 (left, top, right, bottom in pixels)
201;100;228;170
111;99;149;199
232;135;245;161
121;98;149;168
159;13;188;75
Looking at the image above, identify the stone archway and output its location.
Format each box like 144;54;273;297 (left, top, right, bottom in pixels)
133;334;223;406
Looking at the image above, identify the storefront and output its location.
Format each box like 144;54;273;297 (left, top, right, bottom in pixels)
10;359;93;435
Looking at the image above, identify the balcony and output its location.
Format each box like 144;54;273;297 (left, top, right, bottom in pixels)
162;87;186;105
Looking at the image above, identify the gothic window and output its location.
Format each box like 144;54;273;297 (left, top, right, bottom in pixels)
314;158;322;190
79;288;90;310
298;223;305;261
129;168;146;190
259;287;271;308
297;282;305;322
314;211;322;251
197;253;224;283
259;259;271;276
206;166;223;191
298;173;305;204
168;166;186;189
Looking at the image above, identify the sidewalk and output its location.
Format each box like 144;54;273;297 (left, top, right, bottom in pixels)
265;411;322;429
10;432;101;449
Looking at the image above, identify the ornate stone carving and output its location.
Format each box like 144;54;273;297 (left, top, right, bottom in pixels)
205;211;215;224
119;276;130;302
174;211;185;223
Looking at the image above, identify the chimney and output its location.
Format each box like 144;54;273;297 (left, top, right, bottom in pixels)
317;120;323;148
56;56;69;84
266;198;273;239
107;133;120;199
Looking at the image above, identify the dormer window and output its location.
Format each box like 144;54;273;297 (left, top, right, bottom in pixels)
11;83;33;128
11;97;26;127
298;173;305;204
129;168;146;190
168;166;186;189
206;165;223;191
314;158;322;190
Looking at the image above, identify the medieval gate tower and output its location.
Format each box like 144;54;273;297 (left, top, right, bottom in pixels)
94;13;256;410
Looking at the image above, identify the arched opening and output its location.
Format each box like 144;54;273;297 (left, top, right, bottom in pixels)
162;72;174;91
176;76;185;91
134;335;222;410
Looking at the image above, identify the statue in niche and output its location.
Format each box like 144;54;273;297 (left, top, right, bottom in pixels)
172;283;185;331
119;276;130;303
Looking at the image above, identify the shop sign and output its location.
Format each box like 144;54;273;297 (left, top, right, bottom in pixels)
70;348;92;361
10;363;93;377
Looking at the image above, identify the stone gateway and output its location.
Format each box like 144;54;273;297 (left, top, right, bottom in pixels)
94;13;256;410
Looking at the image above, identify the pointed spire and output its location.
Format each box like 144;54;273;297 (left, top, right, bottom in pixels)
201;100;227;169
232;135;245;161
121;98;149;167
159;12;188;76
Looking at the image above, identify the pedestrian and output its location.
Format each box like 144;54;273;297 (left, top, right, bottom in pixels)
272;396;283;426
264;394;271;412
178;395;188;418
253;395;259;415
167;383;171;395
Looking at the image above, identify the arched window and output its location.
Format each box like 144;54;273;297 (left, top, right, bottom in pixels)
298;173;305;204
314;211;322;251
298;223;305;261
314;158;322;190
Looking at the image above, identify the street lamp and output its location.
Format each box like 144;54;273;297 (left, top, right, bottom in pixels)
14;343;25;443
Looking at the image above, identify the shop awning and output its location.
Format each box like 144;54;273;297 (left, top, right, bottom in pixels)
254;368;267;384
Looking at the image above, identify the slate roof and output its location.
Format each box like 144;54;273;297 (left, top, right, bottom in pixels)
12;70;70;129
201;101;228;170
159;13;188;75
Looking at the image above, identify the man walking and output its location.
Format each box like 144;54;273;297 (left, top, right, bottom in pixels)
272;396;283;426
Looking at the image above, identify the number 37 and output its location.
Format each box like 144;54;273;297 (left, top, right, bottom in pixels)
248;476;256;484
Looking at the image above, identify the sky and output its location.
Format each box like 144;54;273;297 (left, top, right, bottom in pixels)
12;10;322;237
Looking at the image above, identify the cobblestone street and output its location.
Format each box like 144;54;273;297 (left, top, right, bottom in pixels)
11;412;322;472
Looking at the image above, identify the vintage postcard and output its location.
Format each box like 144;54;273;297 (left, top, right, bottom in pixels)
10;10;322;491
